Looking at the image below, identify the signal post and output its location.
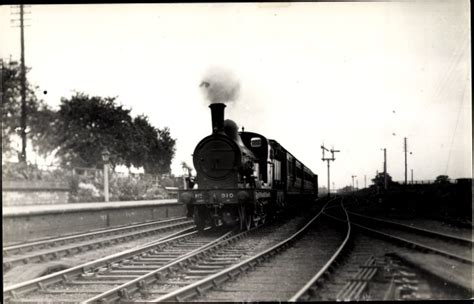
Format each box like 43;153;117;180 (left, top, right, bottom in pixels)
321;145;340;197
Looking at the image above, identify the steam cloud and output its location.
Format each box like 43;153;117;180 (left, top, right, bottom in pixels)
199;66;241;104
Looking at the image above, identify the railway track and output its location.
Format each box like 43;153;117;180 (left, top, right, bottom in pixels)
7;197;467;302
292;201;472;301
3;217;194;272
3;226;231;303
82;207;320;303
5;201;322;303
348;197;473;237
144;199;349;302
347;211;473;264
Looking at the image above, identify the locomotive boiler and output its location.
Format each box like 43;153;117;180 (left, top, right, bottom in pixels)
179;103;318;230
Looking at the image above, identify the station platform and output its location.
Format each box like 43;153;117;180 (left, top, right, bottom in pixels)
3;199;186;244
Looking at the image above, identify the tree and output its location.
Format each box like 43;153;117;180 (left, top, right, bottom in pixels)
434;175;450;184
48;92;176;173
50;93;135;168
371;172;395;187
1;60;53;161
154;127;176;174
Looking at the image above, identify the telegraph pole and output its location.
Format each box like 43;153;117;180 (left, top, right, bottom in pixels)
321;145;340;198
384;148;388;190
11;5;30;163
404;137;408;184
20;4;27;162
411;169;413;184
351;175;357;190
364;175;367;188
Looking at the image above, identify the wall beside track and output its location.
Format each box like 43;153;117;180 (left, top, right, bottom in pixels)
2;181;70;206
2;200;185;244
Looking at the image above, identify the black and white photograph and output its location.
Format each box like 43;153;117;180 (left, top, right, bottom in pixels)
1;1;472;302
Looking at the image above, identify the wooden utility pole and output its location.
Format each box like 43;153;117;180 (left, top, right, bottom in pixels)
11;5;30;163
404;137;408;185
383;148;388;190
321;145;340;198
20;4;27;162
351;175;357;190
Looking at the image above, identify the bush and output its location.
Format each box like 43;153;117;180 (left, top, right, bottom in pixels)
2;162;70;181
3;162;177;202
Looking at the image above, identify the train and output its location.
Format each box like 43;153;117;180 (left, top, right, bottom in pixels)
178;103;318;230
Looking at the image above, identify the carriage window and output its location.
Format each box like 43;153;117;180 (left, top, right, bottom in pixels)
296;166;302;178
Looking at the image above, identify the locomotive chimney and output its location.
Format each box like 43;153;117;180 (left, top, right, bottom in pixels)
209;103;226;134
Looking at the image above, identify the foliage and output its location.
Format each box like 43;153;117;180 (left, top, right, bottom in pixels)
371;172;396;187
1;162;179;202
129;115;176;174
48;93;134;168
2;162;69;182
1;60;54;161
69;173;170;202
2;59;176;173
49;93;176;173
434;175;450;184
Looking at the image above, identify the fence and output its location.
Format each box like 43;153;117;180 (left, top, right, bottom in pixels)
393;179;459;185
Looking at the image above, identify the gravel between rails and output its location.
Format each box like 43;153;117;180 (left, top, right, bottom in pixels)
9;208;320;303
3;219;193;272
350;216;472;261
3;225;193;286
128;210;320;301
310;233;471;301
191;216;346;302
10;231;222;303
346;199;472;240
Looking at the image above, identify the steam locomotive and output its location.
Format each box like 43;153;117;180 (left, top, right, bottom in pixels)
178;103;318;230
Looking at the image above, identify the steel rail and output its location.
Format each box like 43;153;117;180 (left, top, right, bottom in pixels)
289;201;352;301
348;211;473;245
3;227;196;302
3;220;195;271
4;217;189;255
325;207;473;264
81;229;236;303
148;200;335;303
351;221;473;264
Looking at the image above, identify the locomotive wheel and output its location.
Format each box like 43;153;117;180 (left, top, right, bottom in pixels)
193;207;206;231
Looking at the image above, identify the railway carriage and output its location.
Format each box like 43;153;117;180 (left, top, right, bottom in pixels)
179;103;318;230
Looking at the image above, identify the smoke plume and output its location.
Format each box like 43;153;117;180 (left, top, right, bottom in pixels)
199;66;241;104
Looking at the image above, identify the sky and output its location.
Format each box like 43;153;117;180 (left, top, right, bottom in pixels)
1;1;471;189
